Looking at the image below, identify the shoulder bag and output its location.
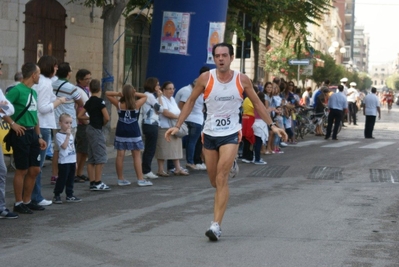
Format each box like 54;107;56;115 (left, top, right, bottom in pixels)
3;91;33;151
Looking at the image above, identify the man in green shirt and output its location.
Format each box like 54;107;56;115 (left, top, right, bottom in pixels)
4;62;47;215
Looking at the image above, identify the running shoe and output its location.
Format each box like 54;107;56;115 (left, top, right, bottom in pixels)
205;221;222;241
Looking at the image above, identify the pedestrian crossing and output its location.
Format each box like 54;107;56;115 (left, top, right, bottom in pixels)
290;140;397;149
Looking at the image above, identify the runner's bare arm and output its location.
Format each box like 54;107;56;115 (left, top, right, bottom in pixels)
165;72;209;141
240;73;288;141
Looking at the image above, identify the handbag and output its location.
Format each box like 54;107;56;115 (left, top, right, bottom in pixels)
3;91;33;151
168;119;188;138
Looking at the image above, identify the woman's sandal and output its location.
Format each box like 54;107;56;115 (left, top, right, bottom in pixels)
174;168;189;176
156;171;170;177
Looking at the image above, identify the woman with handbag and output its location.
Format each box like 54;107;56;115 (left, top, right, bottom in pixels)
155;81;189;176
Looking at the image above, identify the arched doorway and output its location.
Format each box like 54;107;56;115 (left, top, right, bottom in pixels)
124;14;150;90
24;0;66;63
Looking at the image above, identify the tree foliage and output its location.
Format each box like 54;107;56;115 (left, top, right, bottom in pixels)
68;0;151;142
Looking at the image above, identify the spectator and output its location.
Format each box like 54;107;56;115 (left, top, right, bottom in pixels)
0;60;18;219
105;85;153;187
5;72;23;94
156;81;189;176
52;113;82;204
31;55;66;206
77;79;110;191
51;62;84;185
4;62;47;214
141;77;164;179
74;69;91;183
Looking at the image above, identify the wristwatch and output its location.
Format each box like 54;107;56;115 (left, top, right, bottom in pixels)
38;134;43;139
269;122;276;128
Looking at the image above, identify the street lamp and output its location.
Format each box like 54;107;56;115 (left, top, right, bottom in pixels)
328;43;346;63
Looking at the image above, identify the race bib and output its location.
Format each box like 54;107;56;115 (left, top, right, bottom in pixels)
211;114;236;132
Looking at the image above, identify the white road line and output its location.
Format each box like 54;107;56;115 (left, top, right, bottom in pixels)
391;174;396;184
322;141;360;148
359;141;395;149
294;140;326;147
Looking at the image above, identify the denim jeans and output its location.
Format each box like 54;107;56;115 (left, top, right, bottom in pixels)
254;136;263;162
0;149;7;211
184;121;202;164
141;124;158;174
31;128;51;203
54;163;76;197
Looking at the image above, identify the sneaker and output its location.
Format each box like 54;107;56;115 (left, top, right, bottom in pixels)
254;159;267;165
205;221;222;241
168;168;176;175
137;179;153;187
13;203;33;214
53;196;63;204
25;202;45;211
0;209;19;219
91;182;111;191
66;196;82;203
37;199;52;206
229;158;239;179
50;176;58;185
89;185;96;190
200;163;207;170
186;163;198;170
272;149;284;154
143;172;159;179
118;179;131;186
241;159;252;164
280;142;288;147
195;164;206;171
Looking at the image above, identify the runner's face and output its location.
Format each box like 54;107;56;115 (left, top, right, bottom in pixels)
213;46;233;73
81;74;92;87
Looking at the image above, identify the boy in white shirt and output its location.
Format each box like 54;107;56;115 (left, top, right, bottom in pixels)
53;113;82;204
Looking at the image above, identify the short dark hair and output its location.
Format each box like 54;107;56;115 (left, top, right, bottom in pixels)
371;87;377;93
76;69;91;83
37;55;58;78
212;43;234;57
337;85;344;92
56;62;71;79
143;77;159;93
89;79;101;93
21;62;38;79
324;79;330;85
199;66;210;75
14;72;23;82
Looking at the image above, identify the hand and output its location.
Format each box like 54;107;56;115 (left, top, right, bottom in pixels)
66;128;71;135
58;97;67;104
39;138;47;150
272;126;288;142
165;126;179;142
119;92;123;97
156;89;163;97
11;123;26;136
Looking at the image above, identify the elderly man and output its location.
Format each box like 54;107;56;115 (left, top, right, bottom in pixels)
363;87;381;139
325;85;348;140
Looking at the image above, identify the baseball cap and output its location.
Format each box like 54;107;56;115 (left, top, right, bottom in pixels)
350;82;356;86
340;77;348;83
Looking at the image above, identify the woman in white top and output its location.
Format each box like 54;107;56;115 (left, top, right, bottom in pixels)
155;82;189;176
31;55;66;206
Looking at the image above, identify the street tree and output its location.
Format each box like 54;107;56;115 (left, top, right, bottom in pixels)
68;0;151;141
227;0;331;82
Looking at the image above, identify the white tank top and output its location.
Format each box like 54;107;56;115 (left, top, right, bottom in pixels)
203;69;244;136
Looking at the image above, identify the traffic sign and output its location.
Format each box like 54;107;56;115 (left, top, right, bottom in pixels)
302;64;313;76
288;59;310;65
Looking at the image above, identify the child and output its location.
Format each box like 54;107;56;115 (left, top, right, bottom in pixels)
283;106;295;144
105;85;153;187
77;79;110;191
53;113;82;204
272;106;284;154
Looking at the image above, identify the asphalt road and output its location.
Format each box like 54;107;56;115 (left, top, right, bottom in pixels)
1;105;399;267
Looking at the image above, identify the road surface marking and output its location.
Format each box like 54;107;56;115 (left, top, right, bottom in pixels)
359;141;395;149
322;141;360;148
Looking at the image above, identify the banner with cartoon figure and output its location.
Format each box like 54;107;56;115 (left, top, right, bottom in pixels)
206;22;226;64
160;11;190;55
